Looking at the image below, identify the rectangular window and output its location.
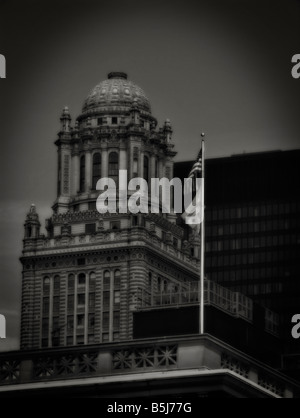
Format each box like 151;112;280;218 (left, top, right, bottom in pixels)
89;275;95;291
77;314;85;328
173;237;178;248
68;276;74;291
53;296;60;314
97;117;103;125
77;294;85;306
110;221;120;230
113;311;120;328
85;223;96;234
52;317;59;331
67;315;74;331
114;290;120;305
114;276;120;289
89;293;95;309
132;215;138;226
111;117;118;124
43;297;49;315
53;277;60;292
42;318;49;337
66;336;73;346
102;333;109;342
88;313;95;330
77;335;84;345
103;291;110;309
104;276;110;289
67;295;74;311
77;258;86;266
103;312;109;330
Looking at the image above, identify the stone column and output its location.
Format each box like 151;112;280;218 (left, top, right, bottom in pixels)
140;150;144;178
150;155;156;179
101;146;108;178
158;157;164;179
72;153;80;195
85;151;92;192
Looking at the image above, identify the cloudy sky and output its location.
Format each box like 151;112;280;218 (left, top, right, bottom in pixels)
0;0;299;351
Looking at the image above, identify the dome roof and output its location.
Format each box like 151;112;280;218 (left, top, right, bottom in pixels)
82;72;151;115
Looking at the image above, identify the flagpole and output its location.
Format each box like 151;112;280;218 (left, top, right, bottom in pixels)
200;133;205;334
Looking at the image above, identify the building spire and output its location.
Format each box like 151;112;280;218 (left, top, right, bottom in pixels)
60;106;71;132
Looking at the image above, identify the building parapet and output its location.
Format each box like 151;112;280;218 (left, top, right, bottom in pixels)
0;335;297;397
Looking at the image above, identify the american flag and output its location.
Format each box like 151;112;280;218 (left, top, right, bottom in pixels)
182;145;204;231
188;147;202;180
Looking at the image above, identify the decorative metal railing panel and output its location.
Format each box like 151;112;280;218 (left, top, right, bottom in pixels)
112;345;178;371
221;353;250;379
258;374;285;397
34;352;98;379
0;360;20;384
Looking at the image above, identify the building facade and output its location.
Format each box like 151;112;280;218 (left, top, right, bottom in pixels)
1;72;298;397
20;72;201;350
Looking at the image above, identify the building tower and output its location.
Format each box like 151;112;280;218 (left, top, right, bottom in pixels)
20;72;200;349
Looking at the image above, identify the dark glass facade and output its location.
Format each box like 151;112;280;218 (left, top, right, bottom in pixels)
175;150;300;345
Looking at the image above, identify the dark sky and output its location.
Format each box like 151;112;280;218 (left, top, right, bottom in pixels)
0;0;299;351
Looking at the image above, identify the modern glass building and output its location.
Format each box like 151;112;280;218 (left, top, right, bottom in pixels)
175;150;300;380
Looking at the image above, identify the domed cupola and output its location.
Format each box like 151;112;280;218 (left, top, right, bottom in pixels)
80;72;152;118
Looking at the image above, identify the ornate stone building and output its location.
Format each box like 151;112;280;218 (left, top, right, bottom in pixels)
0;72;298;398
20;72;200;350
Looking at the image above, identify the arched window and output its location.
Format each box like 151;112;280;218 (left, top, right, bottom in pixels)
80;155;85;192
114;270;121;305
114;270;120;288
68;273;75;291
78;273;86;287
143;156;149;182
43;277;50;295
92;153;101;189
89;272;96;290
104;270;110;288
108;152;119;184
53;275;60;293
